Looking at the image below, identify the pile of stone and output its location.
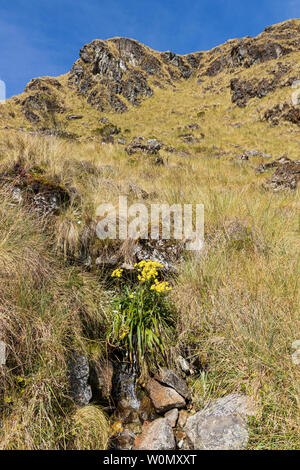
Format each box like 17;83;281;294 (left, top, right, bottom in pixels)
132;369;257;451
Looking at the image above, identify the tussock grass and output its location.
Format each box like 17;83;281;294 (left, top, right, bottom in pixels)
0;186;109;449
70;405;109;450
0;36;299;448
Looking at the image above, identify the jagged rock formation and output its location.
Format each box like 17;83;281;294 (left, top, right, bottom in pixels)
4;18;300;124
68;37;202;113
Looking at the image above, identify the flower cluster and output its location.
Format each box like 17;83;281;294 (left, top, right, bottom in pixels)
150;279;172;293
111;268;123;278
135;260;164;282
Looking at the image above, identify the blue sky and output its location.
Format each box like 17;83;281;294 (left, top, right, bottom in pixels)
0;0;299;97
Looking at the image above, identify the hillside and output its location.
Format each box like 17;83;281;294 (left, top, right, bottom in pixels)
0;19;299;450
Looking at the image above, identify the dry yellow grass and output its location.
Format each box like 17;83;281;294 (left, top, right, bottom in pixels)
0;20;299;449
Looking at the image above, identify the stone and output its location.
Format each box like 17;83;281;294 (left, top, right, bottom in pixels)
155;368;191;400
263;160;300;191
185;414;248;450
244;150;272;158
184;393;257;450
69;353;92;406
99;117;110;124
178;355;192;375
66;115;83;120
0;164;70;216
200;393;258;418
291;89;300;106
291;350;300;365
146;378;186;413
291;340;300;365
112;365;140;412
0;341;6;366
164;408;178;427
291;79;300;89
133;238;184;273
178;409;189;428
133;418;176;450
113;428;137;450
125;137;162;155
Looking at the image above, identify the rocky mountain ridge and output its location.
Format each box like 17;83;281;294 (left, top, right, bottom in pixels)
2;18;300;126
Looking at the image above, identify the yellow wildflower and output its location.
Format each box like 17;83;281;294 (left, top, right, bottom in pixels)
150;280;172;293
135;259;164;282
111;268;123;278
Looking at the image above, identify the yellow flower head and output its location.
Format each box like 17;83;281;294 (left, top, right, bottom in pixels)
150;280;172;293
111;268;123;278
135;259;164;283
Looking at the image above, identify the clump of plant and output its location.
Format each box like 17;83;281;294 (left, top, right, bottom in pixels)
92;124;120;137
107;260;174;369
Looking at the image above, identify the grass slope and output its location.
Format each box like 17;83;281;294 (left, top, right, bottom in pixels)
0;20;299;450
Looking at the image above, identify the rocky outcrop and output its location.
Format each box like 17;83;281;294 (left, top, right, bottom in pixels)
228;40;288;69
264;103;300;126
125;137;162;155
68;37;200;113
230;77;276;107
203;20;299;78
19;78;65;122
0;164;70;216
263;160;300;191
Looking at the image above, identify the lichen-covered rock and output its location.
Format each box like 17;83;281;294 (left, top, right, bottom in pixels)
264;102;300;126
146;378;186;413
184;393;258;450
230;77;276;107
133;418;176;450
263;160;300;191
69;353;92;406
125;137;162;155
0;164;70;216
111;365;140;412
291;340;300;365
133;238;184;273
185;413;249;450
